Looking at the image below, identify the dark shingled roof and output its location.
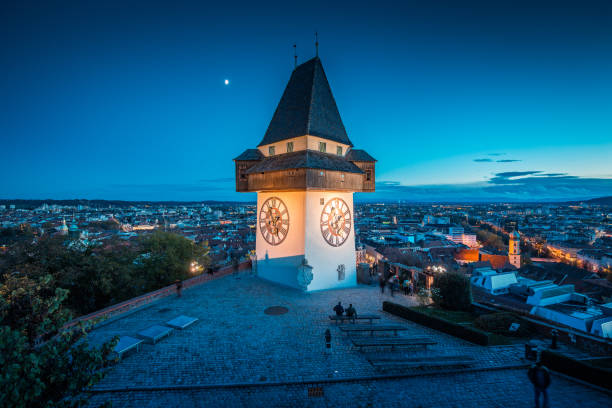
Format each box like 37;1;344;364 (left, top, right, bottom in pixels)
258;57;353;147
245;150;363;174
345;149;376;162
234;149;264;161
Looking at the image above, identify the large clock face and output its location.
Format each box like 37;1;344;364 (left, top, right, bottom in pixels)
259;197;289;246
320;197;352;247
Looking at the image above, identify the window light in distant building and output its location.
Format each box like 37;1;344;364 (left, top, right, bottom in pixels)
337;146;342;155
287;141;293;152
319;142;326;153
269;146;275;156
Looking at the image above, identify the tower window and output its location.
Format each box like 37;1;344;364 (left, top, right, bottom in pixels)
319;142;326;153
269;146;275;156
287;142;294;152
366;169;372;181
337;146;342;155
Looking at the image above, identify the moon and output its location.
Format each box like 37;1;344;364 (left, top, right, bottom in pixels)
224;79;229;85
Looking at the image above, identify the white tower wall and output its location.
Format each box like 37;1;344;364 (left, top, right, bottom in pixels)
255;190;356;291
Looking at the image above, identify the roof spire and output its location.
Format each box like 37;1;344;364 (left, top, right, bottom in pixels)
293;44;297;69
315;32;319;57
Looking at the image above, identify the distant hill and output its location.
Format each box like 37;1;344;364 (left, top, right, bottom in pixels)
566;196;612;206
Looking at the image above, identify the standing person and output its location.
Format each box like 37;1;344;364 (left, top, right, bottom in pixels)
388;277;395;297
175;280;183;298
333;301;345;316
403;278;410;295
409;281;414;295
379;278;385;294
528;360;551;408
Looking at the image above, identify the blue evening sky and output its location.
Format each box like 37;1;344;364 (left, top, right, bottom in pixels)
1;1;610;202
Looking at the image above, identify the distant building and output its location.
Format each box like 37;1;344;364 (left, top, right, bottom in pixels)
470;267;518;295
57;219;68;236
508;231;521;268
422;215;450;226
444;226;478;248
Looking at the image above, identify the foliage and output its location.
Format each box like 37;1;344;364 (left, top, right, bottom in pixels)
541;350;612;390
0;225;36;246
432;272;472;311
137;231;210;292
416;288;431;306
383;301;489;346
473;227;506;251
0;231;211;317
473;312;531;337
411;305;474;324
0;274;117;407
88;219;120;231
382;247;426;268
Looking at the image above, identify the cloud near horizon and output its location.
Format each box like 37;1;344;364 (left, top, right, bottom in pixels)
473;158;521;163
373;171;612;202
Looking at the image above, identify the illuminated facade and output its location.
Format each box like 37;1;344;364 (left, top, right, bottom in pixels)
234;57;376;291
509;231;521;268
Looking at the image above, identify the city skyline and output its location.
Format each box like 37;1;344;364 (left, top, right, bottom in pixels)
1;1;611;202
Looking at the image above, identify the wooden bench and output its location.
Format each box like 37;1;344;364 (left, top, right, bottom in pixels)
368;355;475;370
339;324;408;336
351;336;437;351
165;315;198;330
113;336;144;359
137;325;174;344
329;314;380;324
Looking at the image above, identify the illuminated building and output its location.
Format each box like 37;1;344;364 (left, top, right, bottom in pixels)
234;57;376;291
509;231;521;268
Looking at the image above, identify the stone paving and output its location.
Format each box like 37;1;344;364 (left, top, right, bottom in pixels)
88;369;611;408
86;272;611;407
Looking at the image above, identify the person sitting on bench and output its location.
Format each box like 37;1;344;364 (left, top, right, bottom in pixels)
345;304;357;322
333;301;345;316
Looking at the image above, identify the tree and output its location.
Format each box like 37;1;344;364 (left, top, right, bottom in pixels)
431;272;472;311
0;274;116;407
137;231;211;291
382;247;425;268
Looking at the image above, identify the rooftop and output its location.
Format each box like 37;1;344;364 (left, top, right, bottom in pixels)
244;149;364;174
258;57;353;147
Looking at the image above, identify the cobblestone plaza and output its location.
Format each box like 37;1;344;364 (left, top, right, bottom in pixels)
87;273;611;407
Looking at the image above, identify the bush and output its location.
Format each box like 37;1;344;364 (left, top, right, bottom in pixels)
473;312;531;337
540;350;612;390
383;301;489;346
432;272;472;311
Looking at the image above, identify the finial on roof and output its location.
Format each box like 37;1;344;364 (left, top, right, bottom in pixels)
293;44;297;69
315;32;319;57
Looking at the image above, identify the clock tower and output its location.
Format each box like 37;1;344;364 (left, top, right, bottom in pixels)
234;57;376;291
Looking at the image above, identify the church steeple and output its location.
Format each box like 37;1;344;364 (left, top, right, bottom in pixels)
258;57;352;147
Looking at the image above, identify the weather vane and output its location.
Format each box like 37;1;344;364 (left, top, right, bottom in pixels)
293;44;297;68
315;32;319;57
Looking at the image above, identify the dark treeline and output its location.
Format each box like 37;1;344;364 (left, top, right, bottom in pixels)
0;229;211;316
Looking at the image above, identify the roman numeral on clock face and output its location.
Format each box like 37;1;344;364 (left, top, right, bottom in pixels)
259;197;289;246
320;197;351;247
